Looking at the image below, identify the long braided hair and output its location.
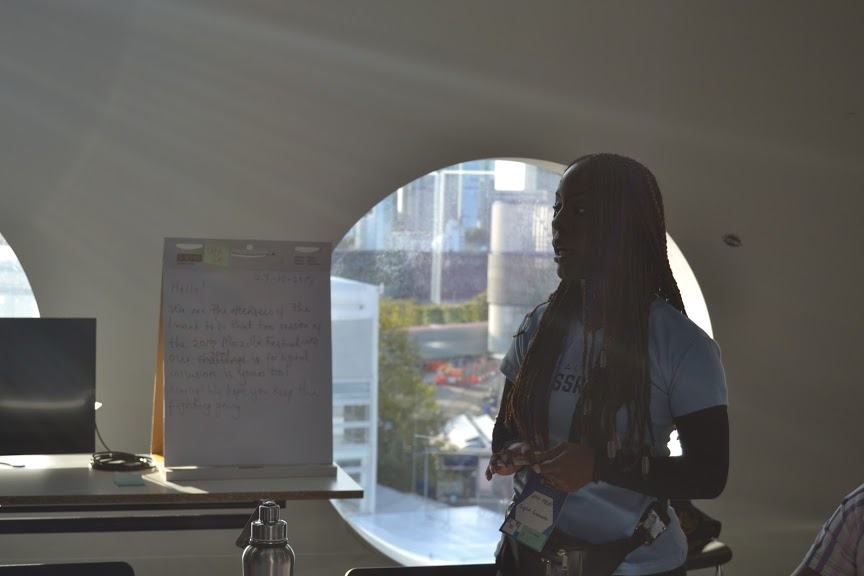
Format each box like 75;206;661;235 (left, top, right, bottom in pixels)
505;154;685;458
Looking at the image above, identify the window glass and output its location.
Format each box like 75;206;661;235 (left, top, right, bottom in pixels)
0;234;38;317
329;159;711;565
344;405;369;422
342;427;369;445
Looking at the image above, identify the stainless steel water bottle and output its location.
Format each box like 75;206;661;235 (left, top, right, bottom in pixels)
238;500;295;576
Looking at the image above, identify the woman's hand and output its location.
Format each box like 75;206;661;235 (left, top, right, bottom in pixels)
485;441;536;480
531;442;594;492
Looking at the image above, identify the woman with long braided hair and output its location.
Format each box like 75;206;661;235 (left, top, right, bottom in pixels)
486;154;729;576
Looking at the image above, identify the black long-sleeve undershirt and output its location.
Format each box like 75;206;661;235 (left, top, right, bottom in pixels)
491;378;729;500
597;404;728;499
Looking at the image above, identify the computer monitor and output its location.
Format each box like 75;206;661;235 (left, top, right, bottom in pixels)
0;318;96;455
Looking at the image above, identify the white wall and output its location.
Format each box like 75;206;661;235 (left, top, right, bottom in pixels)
1;1;863;574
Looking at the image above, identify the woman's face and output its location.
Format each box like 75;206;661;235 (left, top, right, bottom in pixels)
552;163;590;281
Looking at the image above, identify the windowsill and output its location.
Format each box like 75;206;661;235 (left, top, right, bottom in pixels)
336;485;501;566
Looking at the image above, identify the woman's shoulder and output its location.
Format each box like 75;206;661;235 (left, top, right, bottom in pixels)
649;297;717;354
649;298;726;396
516;301;549;337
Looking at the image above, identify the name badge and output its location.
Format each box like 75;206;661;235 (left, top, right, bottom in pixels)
499;471;569;552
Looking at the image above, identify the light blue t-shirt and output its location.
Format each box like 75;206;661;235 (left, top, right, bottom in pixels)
500;296;728;575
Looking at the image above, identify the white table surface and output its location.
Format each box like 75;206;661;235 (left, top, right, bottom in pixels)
0;454;363;507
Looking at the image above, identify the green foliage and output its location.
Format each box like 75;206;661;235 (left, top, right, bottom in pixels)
379;298;420;331
376;292;489;493
467;291;488;322
422;307;445;325
376;325;445;492
443;306;462;324
379;292;488;329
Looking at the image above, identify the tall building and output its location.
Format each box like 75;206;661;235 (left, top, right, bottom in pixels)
339;160;560;355
331;276;379;514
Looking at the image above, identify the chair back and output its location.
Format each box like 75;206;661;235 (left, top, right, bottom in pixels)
345;564;496;576
0;562;135;576
685;540;733;572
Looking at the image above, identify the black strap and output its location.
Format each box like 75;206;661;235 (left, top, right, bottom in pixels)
627;498;671;549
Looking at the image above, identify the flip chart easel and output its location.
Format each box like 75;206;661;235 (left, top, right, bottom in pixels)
151;238;334;481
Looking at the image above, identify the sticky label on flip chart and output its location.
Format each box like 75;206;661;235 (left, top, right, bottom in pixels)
203;243;230;267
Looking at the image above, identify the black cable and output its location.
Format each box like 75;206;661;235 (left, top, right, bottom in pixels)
91;420;155;472
95;419;112;452
91;451;155;472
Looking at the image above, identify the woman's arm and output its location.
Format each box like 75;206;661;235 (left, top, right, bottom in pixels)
487;378;538;480
491;378;521;453
534;405;728;496
596;404;729;499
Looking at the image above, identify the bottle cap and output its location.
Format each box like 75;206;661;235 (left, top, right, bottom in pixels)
250;500;288;544
236;499;288;548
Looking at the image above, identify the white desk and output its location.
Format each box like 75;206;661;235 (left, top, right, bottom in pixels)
0;454;363;533
0;454;362;506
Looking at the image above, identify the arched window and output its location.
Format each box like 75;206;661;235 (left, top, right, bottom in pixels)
329;159;711;564
0;234;39;317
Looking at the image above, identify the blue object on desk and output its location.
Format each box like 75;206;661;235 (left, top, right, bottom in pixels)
113;472;146;487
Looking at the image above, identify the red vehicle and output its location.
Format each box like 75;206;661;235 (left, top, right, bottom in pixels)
435;367;479;386
424;360;449;373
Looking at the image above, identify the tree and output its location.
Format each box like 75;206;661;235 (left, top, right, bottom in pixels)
377;303;445;493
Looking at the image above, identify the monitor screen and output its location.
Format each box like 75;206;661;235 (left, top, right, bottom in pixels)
0;318;96;455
